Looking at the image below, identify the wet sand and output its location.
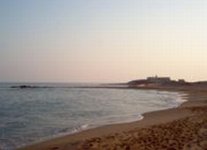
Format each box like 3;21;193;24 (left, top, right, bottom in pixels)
19;88;207;150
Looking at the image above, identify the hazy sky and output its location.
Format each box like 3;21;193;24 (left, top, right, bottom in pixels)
1;0;207;82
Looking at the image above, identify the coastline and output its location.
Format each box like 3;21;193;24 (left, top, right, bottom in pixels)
19;87;207;150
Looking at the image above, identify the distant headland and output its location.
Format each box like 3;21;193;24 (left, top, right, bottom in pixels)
127;76;207;89
9;76;207;90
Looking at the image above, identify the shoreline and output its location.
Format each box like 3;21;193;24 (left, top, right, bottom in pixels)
19;90;184;148
19;87;207;150
16;89;181;148
15;89;183;148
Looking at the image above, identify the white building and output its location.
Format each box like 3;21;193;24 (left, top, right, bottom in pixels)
147;76;171;83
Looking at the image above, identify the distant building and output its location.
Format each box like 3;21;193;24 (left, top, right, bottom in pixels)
178;79;185;83
147;76;171;84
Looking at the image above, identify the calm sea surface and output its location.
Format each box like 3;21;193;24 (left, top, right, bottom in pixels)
0;83;186;150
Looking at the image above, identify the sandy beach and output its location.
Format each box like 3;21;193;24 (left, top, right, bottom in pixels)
19;87;207;150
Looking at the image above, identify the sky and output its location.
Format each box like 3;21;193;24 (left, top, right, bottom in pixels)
1;0;207;83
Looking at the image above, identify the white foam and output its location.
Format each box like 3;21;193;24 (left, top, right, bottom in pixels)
175;93;188;105
81;124;89;130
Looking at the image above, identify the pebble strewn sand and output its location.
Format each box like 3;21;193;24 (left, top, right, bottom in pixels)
78;106;207;150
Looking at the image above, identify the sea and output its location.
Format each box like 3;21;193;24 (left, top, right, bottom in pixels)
0;83;186;150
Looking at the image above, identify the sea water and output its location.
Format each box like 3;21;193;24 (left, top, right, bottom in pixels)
0;83;186;149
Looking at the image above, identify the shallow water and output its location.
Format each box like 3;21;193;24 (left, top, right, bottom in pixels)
0;83;186;149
